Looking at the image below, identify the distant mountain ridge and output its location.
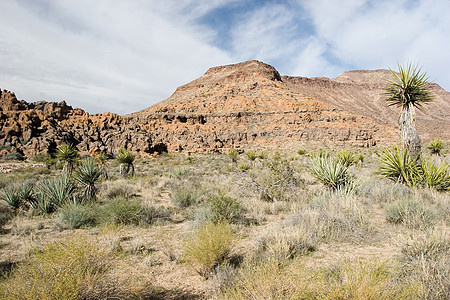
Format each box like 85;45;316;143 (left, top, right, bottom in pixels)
1;60;448;158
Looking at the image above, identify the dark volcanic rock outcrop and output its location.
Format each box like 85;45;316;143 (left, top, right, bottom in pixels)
1;60;448;158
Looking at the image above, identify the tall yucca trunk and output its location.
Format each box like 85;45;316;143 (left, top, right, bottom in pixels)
399;103;421;159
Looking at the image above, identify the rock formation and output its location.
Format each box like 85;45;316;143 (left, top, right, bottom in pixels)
1;60;448;158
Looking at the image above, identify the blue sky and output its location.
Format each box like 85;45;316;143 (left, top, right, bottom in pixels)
0;0;449;114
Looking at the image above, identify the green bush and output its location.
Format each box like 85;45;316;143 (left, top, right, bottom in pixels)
184;222;235;278
427;138;445;155
297;149;306;155
376;147;420;187
421;159;450;192
309;156;353;190
337;150;357;167
386;199;436;229
207;195;243;224
172;186;198;208
58;203;97;229
100;197;143;225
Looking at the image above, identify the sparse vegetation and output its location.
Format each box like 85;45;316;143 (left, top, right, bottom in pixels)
0;146;448;298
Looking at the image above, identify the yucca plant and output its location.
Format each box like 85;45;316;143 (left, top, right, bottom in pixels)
74;158;102;201
37;175;77;213
383;63;434;159
427;138;445;156
309;156;353;190
116;148;135;178
17;180;37;209
0;187;21;210
228;150;239;164
96;151;109;179
376;147;421;187
337;150;357;167
56;143;80;174
420;159;450;192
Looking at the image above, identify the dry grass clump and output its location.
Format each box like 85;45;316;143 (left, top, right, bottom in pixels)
0;236;147;300
399;231;450;299
386;199;437;229
253;226;317;265
302;193;373;242
221;259;418;299
58;202;97;229
0;202;13;229
183;222;236;278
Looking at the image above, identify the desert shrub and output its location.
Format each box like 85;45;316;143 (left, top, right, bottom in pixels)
376;147;421;187
99;197;143;225
0;202;13;229
141;205;173;225
105;183;136;199
254;228;316;265
5;151;25;161
427;138;445;155
172;186;198;208
400;232;450;299
358;178;411;203
337;149;357;167
170;167;189;179
74;158;102;201
386;199;436;229
242;154;301;202
297;149;306;155
0;237;112;300
302;194;372;242
309;155;353;190
58;203;97;229
245;151;257;162
421;159;450;192
207;194;243;224
184;222;235;278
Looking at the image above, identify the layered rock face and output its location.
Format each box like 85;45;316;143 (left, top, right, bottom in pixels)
1;60;448;158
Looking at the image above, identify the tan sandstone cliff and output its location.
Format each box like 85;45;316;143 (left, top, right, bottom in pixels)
1;60;448;158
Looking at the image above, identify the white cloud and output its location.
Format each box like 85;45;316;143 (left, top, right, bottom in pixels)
0;0;448;116
298;0;450;87
0;0;234;114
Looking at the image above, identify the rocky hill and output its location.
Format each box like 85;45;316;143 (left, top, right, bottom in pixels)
1;60;449;158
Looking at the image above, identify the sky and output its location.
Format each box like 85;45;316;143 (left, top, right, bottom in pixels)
0;0;449;115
